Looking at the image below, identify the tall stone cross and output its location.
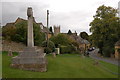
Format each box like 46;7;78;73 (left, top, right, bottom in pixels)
27;7;34;47
11;7;47;72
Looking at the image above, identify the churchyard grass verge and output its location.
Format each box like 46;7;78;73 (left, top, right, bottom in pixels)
2;51;119;78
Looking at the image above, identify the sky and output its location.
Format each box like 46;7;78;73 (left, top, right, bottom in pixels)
0;0;120;34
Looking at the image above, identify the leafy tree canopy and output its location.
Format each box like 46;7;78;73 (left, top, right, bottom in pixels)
2;20;45;46
41;40;55;54
89;5;120;57
79;32;89;40
50;34;72;47
67;30;72;35
49;26;53;33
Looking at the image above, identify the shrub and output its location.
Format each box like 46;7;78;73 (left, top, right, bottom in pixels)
103;43;115;57
50;34;72;47
60;45;76;54
2;20;45;46
50;34;79;54
44;47;52;54
2;26;16;41
42;40;55;54
33;23;45;46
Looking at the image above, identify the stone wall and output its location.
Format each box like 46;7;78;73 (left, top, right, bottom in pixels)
2;40;26;52
79;44;90;51
2;40;44;52
115;46;120;59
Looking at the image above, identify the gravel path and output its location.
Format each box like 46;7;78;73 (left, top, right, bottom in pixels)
89;49;120;66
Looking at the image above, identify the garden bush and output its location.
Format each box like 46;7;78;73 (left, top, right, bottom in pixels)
60;45;76;54
2;20;45;46
103;43;115;57
42;40;55;54
50;34;72;47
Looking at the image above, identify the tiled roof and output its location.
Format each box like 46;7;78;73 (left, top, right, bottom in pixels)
5;23;14;27
41;27;51;33
70;35;90;44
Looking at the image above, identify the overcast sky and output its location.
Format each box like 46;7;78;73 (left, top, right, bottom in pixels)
0;0;120;34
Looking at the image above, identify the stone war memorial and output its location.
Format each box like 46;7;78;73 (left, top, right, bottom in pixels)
11;7;47;72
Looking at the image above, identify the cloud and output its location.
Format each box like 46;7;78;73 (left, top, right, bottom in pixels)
0;2;2;25
1;0;119;34
1;2;50;25
49;10;93;33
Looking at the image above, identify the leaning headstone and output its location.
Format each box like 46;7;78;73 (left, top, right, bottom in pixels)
11;7;47;72
52;52;56;58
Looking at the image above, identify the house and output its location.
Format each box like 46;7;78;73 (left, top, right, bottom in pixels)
54;27;90;52
41;26;52;40
69;34;90;52
3;17;52;40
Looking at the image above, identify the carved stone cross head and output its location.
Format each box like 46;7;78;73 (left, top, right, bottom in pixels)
27;7;33;17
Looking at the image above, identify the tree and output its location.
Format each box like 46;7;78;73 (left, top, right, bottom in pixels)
79;32;89;40
2;26;16;41
3;20;46;46
67;30;72;35
49;26;54;35
42;40;55;54
33;23;46;46
50;34;77;54
50;34;72;47
13;20;27;44
89;5;120;57
49;26;53;33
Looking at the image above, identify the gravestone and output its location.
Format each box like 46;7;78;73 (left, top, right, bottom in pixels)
11;7;47;72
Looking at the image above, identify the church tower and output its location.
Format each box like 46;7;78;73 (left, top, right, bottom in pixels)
54;25;60;36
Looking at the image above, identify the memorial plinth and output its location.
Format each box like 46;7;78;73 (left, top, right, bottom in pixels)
11;7;47;72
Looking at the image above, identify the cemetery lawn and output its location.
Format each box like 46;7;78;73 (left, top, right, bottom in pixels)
0;52;2;78
2;51;119;78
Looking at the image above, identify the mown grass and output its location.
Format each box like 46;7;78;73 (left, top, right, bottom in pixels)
2;51;119;78
0;51;2;78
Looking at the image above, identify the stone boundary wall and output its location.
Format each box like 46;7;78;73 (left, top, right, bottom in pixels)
2;40;44;52
2;40;26;52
